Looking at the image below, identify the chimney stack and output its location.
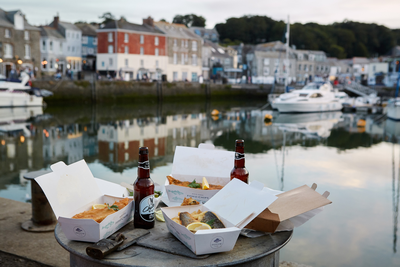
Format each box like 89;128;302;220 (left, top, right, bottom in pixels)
143;16;154;27
53;14;59;29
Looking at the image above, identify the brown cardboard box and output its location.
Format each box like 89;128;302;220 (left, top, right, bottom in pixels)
245;184;331;233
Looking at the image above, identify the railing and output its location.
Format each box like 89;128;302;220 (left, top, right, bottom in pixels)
344;81;377;96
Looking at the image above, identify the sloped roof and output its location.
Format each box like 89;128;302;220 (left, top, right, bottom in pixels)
189;26;219;37
154;21;200;39
203;39;231;58
99;19;164;34
40;26;65;39
75;23;98;36
0;8;39;31
58;21;81;31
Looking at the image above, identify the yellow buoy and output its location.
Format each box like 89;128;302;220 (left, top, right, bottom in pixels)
357;119;366;128
211;109;219;116
264;114;273;125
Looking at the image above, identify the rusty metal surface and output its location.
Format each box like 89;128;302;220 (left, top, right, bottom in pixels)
21;170;56;232
55;221;292;267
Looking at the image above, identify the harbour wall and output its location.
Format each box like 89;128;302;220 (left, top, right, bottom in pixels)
32;80;284;105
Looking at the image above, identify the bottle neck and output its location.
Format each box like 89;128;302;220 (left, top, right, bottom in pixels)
138;154;150;178
234;147;245;168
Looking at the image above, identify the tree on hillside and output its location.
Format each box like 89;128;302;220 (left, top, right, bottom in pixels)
216;15;397;58
172;14;206;27
99;12;115;24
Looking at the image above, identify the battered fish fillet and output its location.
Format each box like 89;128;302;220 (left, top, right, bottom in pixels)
181;197;200;206
72;198;130;223
167;176;223;190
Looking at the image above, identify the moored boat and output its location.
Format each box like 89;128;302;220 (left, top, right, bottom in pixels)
272;82;348;113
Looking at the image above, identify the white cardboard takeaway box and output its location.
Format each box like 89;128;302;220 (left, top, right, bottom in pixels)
165;144;234;203
35;160;134;242
161;178;278;255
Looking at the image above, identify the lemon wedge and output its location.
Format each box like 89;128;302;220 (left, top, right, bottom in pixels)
186;222;211;232
92;204;107;210
155;210;165;222
202;177;209;190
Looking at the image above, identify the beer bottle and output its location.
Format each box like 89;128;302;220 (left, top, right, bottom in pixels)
134;147;155;229
230;139;249;183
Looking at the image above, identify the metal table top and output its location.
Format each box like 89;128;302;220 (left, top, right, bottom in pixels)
55;221;292;267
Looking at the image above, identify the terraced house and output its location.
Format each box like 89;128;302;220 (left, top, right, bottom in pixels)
154;21;202;82
0;9;40;78
97;17;167;80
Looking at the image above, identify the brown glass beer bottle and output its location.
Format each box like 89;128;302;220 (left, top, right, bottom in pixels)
134;147;155;229
230;139;249;183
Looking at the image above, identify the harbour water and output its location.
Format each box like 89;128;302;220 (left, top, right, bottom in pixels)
0;102;399;267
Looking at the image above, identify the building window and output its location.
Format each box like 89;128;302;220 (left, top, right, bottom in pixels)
50;41;53;51
264;59;270;65
102;61;105;67
192;54;197;66
304;65;307;71
192;41;197;51
24;31;29;40
5;29;10;38
173;53;177;64
4;43;13;58
76;33;79;39
50;59;53;69
124;33;128;43
181;39;184;47
108;32;113;42
140;59;144;67
173;71;178;81
82;46;87;55
140;47;144;55
191;72;198;82
109;58;113;66
67;46;70;51
82;36;88;44
155;37;159;46
310;65;312;71
24;44;31;59
124;46;129;54
60;42;63;51
93;38;97;45
72;46;75;52
42;57;47;69
185;40;188;47
156;60;159;68
42;40;46;51
155;48;159;56
140;35;144;44
181;54;184;64
125;59;128;66
185;53;188;63
108;45;113;53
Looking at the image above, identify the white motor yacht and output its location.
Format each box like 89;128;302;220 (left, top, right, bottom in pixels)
272;82;348;113
0;72;46;107
387;98;400;121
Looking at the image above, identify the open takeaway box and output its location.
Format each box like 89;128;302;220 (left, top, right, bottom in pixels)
161;178;278;255
165;144;234;204
35;160;134;242
245;183;331;233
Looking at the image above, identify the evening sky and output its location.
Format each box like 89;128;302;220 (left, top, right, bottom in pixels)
2;0;400;29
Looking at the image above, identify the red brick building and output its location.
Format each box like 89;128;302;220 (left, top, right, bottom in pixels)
96;17;167;80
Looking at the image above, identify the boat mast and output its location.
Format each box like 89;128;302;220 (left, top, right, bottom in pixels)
285;15;290;91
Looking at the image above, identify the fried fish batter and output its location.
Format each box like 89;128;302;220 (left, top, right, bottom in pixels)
72;198;130;223
181;197;200;206
167;176;223;190
172;210;225;229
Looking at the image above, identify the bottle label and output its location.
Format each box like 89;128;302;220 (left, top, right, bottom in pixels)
139;194;155;222
235;152;245;160
138;160;150;170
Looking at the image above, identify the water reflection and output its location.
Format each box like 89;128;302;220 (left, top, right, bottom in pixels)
0;106;391;200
